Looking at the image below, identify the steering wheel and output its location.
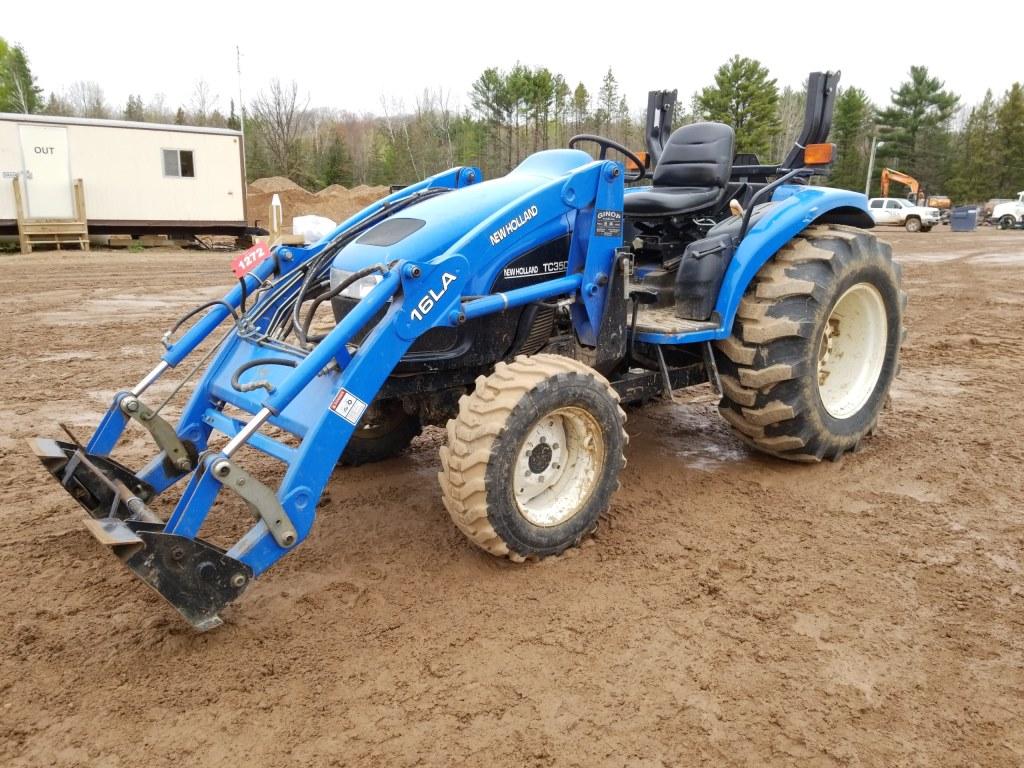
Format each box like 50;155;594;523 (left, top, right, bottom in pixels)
568;134;647;183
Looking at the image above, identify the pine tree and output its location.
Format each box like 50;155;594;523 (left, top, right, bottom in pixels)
367;126;399;186
594;68;619;135
830;87;875;192
0;39;43;113
42;92;72;116
571;83;589;133
316;133;354;188
995;83;1024;196
947;90;999;202
527;67;555;152
877;66;958;193
123;94;146;122
227;99;241;131
552;75;570;147
470;67;515;171
174;107;186;125
696;55;780;158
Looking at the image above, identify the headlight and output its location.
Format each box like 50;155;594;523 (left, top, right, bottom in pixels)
333;270;383;300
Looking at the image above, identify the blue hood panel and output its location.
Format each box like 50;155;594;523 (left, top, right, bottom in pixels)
331;150;593;281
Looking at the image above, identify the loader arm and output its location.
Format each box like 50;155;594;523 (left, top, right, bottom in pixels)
31;154;626;630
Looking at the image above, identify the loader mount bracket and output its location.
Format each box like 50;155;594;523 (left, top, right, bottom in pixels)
116;524;252;632
31;437;251;630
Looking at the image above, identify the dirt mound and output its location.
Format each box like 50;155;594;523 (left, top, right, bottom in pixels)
246;178;388;229
247;176;304;194
316;184;350;197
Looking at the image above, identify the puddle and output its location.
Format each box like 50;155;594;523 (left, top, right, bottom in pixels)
37;289;219;326
897;251;964;264
637;401;749;471
967;252;1024;265
890;366;972;407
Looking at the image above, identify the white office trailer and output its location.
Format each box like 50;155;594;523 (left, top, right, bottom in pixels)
0;113;248;244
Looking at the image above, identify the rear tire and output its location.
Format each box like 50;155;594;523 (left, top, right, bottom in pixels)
714;225;905;462
439;354;626;561
905;217;921;232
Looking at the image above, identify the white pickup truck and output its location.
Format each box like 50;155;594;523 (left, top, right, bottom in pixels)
993;192;1024;229
867;198;941;232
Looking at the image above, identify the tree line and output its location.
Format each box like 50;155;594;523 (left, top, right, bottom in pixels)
3;38;1023;203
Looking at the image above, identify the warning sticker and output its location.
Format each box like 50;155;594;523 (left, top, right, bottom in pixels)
330;388;368;425
595;209;623;238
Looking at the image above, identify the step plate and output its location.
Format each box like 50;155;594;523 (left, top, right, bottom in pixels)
634;306;718;335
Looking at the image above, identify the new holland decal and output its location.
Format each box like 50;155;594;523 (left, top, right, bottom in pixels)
489;204;539;246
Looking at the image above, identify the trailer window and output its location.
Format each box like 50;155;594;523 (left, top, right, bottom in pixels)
163;149;195;178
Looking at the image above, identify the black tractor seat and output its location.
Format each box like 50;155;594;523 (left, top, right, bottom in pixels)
624;122;735;218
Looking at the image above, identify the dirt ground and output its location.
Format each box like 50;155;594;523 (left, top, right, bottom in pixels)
1;227;1022;767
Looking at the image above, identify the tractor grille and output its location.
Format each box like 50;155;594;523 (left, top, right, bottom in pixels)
519;306;555;355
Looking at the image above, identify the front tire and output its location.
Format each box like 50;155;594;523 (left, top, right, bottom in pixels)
439;354;626;561
905;217;922;232
714;225;905;462
999;215;1016;230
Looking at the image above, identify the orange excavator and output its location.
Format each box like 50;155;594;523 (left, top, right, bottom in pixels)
880;167;951;215
880;167;922;203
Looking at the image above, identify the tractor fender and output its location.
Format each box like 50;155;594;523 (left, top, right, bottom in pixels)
713;185;873;335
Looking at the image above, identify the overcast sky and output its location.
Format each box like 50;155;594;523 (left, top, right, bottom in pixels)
6;1;1016;118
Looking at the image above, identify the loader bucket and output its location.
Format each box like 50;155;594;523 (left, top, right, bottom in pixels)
29;437;252;631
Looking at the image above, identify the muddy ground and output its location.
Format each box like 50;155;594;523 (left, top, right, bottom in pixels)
0;228;1022;767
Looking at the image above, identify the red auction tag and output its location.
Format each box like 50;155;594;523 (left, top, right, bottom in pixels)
231;242;271;278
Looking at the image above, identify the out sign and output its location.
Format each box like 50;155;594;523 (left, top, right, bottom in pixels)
231;242;271;278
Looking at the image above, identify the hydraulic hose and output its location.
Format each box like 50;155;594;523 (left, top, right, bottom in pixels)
300;263;390;345
289;186;451;347
230;357;298;394
162;300;240;349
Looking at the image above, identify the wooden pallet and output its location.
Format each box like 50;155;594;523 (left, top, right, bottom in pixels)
13;177;90;254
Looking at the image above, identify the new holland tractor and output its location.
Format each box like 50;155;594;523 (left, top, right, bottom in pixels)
31;72;905;629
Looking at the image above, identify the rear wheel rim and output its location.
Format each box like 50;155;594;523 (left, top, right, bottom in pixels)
816;283;888;420
513;407;605;527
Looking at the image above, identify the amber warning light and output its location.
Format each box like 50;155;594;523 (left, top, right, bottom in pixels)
804;143;834;166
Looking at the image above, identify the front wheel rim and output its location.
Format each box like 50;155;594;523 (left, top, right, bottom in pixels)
816;283;889;420
513;407;605;527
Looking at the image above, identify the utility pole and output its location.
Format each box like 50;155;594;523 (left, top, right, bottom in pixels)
236;45;245;135
865;137;883;197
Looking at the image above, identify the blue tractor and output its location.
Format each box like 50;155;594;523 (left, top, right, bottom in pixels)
31;72;905;629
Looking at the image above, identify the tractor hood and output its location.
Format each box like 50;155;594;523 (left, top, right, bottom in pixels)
330;150;592;280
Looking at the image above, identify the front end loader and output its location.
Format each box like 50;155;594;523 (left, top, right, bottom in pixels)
31;71;905;629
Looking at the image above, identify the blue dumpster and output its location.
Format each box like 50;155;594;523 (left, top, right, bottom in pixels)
950;206;978;232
